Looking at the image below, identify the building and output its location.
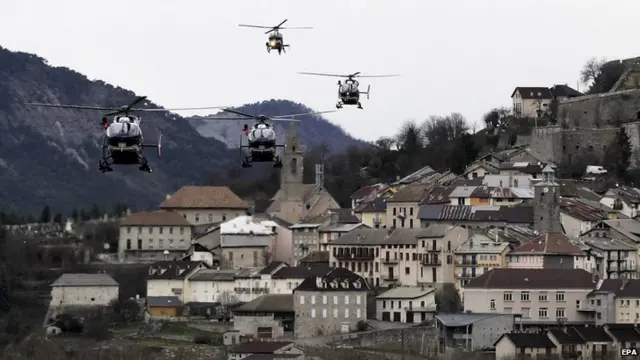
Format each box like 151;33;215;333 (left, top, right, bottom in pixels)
434;313;519;352
299;251;329;270
511;87;554;118
350;183;387;210
220;216;276;268
497;162;546;179
118;211;192;262
533;165;563;234
463;268;598;325
417;204;534;229
159;185;249;225
559;197;610;240
146;296;182;317
583;238;637;279
50;273;119;307
328;225;468;288
232;294;295;338
454;234;510;288
187;268;237;304
599;186;640;218
386;184;430;228
506;232;589;270
354;197;387;228
175;243;219;267
588;279;640;325
549;84;583;101
227;341;303;360
266;124;340;224
448;186;533;206
460;162;499;180
293;267;369;338
495;333;558;359
376;286;436;323
581;219;640;245
146;260;207;302
318;221;365;252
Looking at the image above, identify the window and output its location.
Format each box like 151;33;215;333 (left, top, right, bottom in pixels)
148;227;153;234
159;227;163;234
556;308;565;318
169;239;174;248
300;296;305;305
311;308;316;318
521;291;530;301
169;227;173;234
539;308;548;318
405;267;410;275
345;295;349;305
323;295;327;304
503;292;513;302
126;227;131;234
539;292;547;302
333;308;338;318
490;299;496;309
180;227;184;235
287;282;292;289
556;292;565;302
208;213;213;222
322;309;327;318
522;307;530;318
356;295;361;305
126;239;131;250
344;308;349;318
311;296;316;305
357;308;361;318
333;296;338;305
382;300;386;309
195;213;200;222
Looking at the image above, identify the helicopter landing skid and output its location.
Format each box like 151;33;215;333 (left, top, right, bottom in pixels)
357;102;363;109
336;103;343;109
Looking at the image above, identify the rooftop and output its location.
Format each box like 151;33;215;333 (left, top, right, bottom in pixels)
510;232;584;255
160;185;249;209
51;273;118;287
332;225;455;246
376;286;435;299
465;268;596;289
221;216;275;235
120;211;191;226
233;294;294;313
456;235;510;254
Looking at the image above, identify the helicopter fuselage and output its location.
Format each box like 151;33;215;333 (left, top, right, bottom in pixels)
337;81;364;108
99;115;160;173
266;32;288;54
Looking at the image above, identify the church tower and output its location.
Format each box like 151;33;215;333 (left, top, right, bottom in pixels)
281;122;304;188
533;165;562;234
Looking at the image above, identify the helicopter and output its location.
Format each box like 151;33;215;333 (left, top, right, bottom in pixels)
25;96;225;173
238;19;312;55
298;72;400;109
200;108;335;168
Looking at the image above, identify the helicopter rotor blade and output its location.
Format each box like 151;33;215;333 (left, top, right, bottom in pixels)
238;24;274;29
279;26;313;30
125;96;148;112
132;106;228;112
352;74;400;78
197;117;252;121
298;72;350;78
269;118;301;122
271;110;336;118
24;103;121;111
219;108;257;118
275;19;288;28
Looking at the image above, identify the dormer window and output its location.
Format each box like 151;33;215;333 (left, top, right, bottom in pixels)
330;281;338;288
341;280;349;289
353;281;361;289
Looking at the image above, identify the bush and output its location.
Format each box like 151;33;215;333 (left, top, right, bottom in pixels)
356;320;368;331
193;335;214;344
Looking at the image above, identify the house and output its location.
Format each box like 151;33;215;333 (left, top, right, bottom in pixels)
448;186;533;206
494;332;558;359
233;294;295;338
266;124;340;224
227;341;303;360
350;183;387;210
434;313;519;352
187;268;237;304
386;184;432;229
376;286;436;323
50;273;118;307
353;197;387;228
582;238;637;280
293;267;369;338
600;186;640;218
460;162;499;180
419;186;455;205
463;268;598;325
417;204;534;229
270;265;327;295
328;225;468;288
498;162;545;179
118;211;192;262
159;185;249;226
559;198;610;240
549;84;583;101
392;165;441;186
318;216;364;251
234;267;269;303
454;234;510;288
220;216;275;268
482;174;532;189
175;243;219;267
581;219;640;245
604;323;640;351
146;296;182;317
546;327;587;359
511;87;554;118
299;251;329;270
146;261;207;302
588;279;640;325
255;215;293;264
506;232;591;271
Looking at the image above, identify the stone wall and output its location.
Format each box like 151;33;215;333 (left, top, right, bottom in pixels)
558;89;640;128
233;314;285;338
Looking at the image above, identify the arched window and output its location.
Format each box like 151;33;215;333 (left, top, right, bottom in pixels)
290;158;297;175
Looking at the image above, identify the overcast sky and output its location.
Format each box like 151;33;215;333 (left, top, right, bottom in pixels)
1;0;639;141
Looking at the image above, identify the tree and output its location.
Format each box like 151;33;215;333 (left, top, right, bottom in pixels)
483;107;511;131
39;205;51;223
71;208;78;222
604;127;632;180
89;204;101;219
580;57;626;94
450;133;480;175
53;213;63;226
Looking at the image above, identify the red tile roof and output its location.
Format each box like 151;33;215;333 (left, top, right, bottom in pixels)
511;232;584;255
159;186;249;209
120;211;191;226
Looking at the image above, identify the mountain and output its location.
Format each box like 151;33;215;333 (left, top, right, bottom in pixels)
187;99;367;153
0;46;362;216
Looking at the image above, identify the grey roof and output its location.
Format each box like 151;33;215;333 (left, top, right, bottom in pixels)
376;286;435;299
147;296;182;307
319;223;364;232
392;165;439;185
51;273;118;287
450;186;477;198
602;219;640;243
435;313;518;327
456;235;510;254
332;225;454;246
235;267;263;278
585;238;636;251
189;269;236;281
418;204;534;223
234;294;294;313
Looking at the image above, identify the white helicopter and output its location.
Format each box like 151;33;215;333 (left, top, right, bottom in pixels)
26;96;225;173
238;19;313;55
298;72;399;109
200;108;335;168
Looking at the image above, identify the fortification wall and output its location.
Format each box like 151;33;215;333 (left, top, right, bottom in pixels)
530;126;563;164
562;128;617;163
558;89;640;128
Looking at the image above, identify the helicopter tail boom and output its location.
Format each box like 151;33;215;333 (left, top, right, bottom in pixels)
360;85;371;100
142;134;163;157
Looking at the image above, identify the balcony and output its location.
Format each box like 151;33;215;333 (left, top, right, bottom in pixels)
382;257;399;264
561;349;582;357
577;303;596;312
335;252;374;261
425;247;442;253
381;274;398;281
422;257;442;266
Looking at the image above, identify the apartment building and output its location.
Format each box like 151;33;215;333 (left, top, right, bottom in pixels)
507;232;591;271
328;225;468;288
464;268;597;325
159;185;249;226
220;216;275;268
454;234;510;288
386;185;430;229
118;211;192;262
584;238;638;279
376;286;436;323
588;278;640;325
146;261;208;302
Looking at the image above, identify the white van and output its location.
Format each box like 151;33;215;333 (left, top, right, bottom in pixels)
586;165;608;175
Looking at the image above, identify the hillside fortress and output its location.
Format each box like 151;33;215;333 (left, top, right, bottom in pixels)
530;60;640;166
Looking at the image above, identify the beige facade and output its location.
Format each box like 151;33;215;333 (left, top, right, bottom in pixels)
223;246;269;268
454;235;510;289
50;285;118;306
176;209;247;226
495;336;558;360
159;185;250;226
147;279;187;301
386;201;420;229
358;210;387;228
375;288;436;323
615;296;640;323
511;88;552;118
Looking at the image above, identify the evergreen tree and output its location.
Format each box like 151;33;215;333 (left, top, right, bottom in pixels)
53;213;63;225
39;205;51;223
89;204;101;219
604;127;632;180
71;208;78;222
80;209;88;222
450;133;480;175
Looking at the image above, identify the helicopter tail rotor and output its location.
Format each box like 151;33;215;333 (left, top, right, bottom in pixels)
367;85;371;100
157;134;163;157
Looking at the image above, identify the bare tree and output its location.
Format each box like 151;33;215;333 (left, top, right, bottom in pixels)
581;57;607;85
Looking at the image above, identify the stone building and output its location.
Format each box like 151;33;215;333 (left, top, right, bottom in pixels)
533;165;562;234
232;294;294;338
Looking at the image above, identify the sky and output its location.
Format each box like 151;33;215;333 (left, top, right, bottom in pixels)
1;0;640;141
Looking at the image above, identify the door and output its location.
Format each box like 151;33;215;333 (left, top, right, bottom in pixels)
382;312;391;321
257;327;273;338
421;312;427;321
393;312;401;322
340;323;349;333
406;312;414;323
471;255;477;265
389;267;394;279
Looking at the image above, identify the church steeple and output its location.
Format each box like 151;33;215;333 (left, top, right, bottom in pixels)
281;122;303;188
533;165;562;234
285;122;301;154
